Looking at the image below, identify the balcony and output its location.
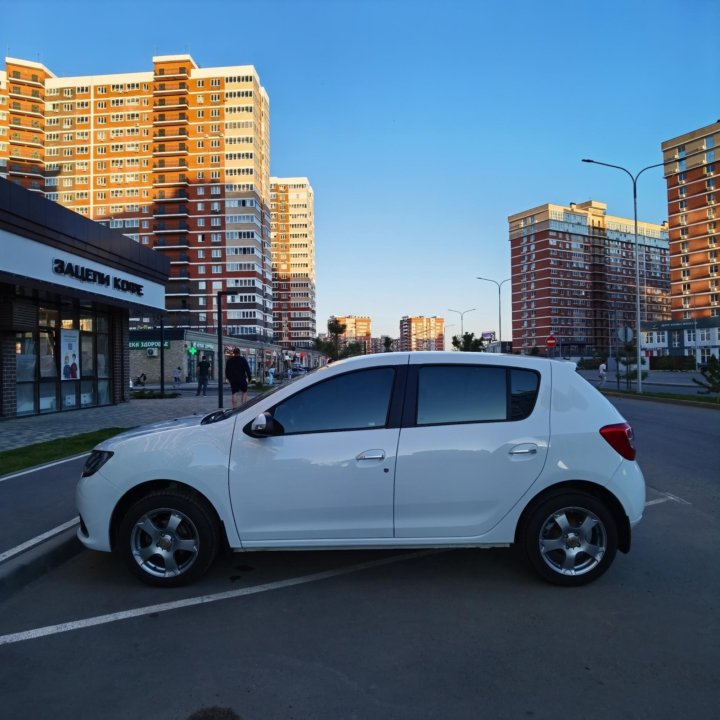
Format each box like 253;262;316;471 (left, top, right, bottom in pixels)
154;191;189;202
154;175;189;187
153;99;189;111
9;135;44;148
152;160;188;172
153;130;188;140
8;164;44;178
154;83;187;94
9;87;43;101
154;223;189;233
153;144;189;156
9;103;43;118
153;206;188;217
154;67;189;80
152;113;189;126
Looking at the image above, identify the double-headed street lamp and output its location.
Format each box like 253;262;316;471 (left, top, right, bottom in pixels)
447;307;476;338
476;277;510;347
581;158;665;394
443;323;456;350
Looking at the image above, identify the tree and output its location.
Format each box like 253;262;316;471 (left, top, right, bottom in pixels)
451;332;485;352
343;341;364;359
327;317;346;360
382;336;394;352
692;355;720;402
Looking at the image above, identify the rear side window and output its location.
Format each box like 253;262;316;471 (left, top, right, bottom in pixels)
510;369;540;420
272;367;395;434
416;366;539;425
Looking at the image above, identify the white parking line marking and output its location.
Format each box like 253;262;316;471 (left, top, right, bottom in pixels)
645;491;692;508
0;550;435;647
663;492;691;506
0;454;90;483
0;518;79;564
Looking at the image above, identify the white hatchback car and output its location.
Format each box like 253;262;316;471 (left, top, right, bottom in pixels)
77;352;645;587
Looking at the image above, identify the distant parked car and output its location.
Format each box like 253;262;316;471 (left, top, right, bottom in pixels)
77;352;645;588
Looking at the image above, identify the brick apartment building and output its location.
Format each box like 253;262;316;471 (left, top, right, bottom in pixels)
508;200;670;357
644;120;720;364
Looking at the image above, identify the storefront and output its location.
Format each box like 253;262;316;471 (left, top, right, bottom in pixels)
0;178;168;418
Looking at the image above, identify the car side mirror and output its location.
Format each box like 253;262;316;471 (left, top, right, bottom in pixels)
248;411;283;437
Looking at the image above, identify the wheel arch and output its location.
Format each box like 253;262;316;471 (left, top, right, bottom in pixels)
109;480;226;552
515;480;631;554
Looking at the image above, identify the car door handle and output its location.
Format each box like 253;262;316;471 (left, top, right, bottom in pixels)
356;450;386;461
509;444;538;456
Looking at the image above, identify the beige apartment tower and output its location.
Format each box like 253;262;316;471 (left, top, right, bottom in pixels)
399;316;444;351
0;55;273;340
270;177;316;349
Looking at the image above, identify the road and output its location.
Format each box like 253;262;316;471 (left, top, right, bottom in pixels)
0;399;718;720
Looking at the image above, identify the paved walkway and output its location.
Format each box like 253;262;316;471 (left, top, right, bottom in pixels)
0;383;251;453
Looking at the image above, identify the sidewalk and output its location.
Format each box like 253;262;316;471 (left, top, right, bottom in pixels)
0;383;240;453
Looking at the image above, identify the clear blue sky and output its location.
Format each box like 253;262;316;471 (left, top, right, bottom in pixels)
3;0;717;339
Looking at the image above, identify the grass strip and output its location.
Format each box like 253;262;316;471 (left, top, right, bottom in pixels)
0;427;129;475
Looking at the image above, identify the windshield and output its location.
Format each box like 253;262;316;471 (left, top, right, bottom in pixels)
200;384;287;425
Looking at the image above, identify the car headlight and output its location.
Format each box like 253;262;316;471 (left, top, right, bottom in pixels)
82;450;114;477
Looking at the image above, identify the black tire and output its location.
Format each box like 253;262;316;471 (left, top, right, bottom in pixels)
522;492;618;587
117;489;220;587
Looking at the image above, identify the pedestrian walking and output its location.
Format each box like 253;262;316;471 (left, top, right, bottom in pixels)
173;366;182;389
225;348;252;408
598;359;607;388
196;356;210;396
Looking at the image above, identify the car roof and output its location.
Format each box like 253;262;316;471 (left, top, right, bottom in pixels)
326;351;566;373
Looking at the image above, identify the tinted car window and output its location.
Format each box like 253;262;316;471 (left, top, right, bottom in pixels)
273;368;395;434
416;366;507;425
510;369;540;420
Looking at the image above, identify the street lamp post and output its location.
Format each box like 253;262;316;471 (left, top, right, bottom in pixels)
443;323;456;350
447;307;476;338
476;277;510;348
582;158;665;393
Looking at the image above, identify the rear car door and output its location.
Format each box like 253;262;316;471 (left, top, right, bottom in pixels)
394;360;550;538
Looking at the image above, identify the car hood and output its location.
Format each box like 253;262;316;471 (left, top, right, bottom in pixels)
101;413;208;446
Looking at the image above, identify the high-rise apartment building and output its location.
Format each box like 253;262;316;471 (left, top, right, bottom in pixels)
0;55;273;340
399;316;444;351
508;200;669;356
332;315;372;350
661;121;719;320
270;177;316;348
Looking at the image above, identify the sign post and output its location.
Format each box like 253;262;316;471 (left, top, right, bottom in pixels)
546;334;557;356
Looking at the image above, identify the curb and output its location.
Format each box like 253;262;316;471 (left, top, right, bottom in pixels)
0;527;82;597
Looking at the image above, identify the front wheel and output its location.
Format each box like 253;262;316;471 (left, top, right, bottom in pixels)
523;492;618;586
117;490;220;587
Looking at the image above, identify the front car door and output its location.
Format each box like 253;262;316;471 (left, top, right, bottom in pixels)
394;358;550;538
229;364;405;544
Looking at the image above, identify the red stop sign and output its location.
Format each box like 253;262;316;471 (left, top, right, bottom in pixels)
546;335;557;348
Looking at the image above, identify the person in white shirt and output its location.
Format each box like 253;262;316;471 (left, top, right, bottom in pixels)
598;360;608;388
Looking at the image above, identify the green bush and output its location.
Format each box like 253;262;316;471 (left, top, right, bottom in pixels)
131;390;180;399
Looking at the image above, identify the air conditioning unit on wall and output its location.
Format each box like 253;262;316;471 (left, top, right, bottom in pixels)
147;348;159;357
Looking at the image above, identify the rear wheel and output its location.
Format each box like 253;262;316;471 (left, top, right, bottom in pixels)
118;490;220;587
523;492;618;586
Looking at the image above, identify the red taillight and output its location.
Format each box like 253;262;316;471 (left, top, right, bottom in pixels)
599;422;636;461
